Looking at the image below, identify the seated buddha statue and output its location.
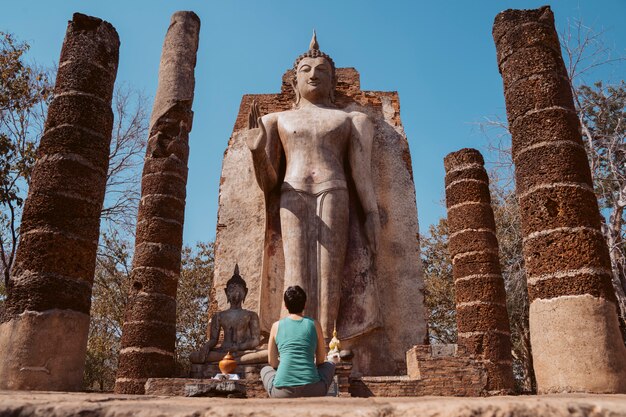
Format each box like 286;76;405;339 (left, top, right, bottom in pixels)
190;265;268;365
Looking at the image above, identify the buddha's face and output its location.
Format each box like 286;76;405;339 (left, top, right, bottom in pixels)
296;57;333;104
225;283;247;306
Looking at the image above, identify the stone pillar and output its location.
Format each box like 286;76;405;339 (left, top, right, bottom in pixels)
493;6;626;393
0;14;119;391
444;148;514;393
114;11;200;395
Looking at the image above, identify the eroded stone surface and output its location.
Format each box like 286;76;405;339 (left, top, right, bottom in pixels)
493;5;626;393
530;295;626;393
0;310;90;391
1;391;626;417
115;11;200;395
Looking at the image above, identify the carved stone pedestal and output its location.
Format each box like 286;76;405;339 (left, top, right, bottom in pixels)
145;378;248;398
190;363;266;380
189;363;267;398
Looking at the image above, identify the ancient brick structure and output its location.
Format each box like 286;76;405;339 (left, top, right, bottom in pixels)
0;14;119;391
444;148;514;393
350;345;487;397
115;11;200;395
493;6;626;393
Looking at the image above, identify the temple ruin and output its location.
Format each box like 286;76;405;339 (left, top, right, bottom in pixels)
0;4;624;404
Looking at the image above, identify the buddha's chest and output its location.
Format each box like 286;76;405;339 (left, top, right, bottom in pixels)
220;311;250;331
278;110;351;152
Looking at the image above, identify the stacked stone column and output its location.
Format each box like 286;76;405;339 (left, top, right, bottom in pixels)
0;14;119;391
493;6;626;393
115;11;200;395
444;148;514;393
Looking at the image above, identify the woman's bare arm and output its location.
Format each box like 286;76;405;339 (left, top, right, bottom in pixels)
268;321;280;369
314;320;327;365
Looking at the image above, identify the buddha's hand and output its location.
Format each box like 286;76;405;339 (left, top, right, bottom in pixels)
246;100;267;153
189;342;210;363
365;211;380;256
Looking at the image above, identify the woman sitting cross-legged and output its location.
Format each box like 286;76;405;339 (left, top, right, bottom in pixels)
260;285;336;398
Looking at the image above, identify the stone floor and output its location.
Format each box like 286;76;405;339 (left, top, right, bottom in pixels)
1;391;626;417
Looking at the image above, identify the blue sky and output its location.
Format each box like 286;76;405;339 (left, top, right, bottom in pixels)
2;1;625;246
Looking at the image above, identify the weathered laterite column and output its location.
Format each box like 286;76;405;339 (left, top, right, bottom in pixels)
444;148;514;393
493;6;626;393
115;11;200;395
0;14;119;391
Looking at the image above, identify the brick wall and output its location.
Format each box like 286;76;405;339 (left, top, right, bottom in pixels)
350;345;487;397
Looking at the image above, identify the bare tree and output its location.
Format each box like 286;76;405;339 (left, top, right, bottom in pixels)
0;32;52;290
489;169;535;393
100;84;148;234
0;31;148;293
562;20;626;326
560;19;624;88
85;85;149;390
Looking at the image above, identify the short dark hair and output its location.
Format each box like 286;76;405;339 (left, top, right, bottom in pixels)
284;285;306;314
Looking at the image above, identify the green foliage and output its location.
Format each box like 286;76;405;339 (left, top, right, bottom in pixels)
0;32;50;113
83;236;214;391
578;81;626;212
420;218;457;344
175;242;214;375
84;232;131;391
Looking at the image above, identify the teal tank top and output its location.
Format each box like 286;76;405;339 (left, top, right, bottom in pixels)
273;316;320;387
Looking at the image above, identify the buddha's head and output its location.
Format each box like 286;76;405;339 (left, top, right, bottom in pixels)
292;31;336;107
225;264;248;307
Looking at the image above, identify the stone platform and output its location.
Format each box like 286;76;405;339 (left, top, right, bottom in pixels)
186;363;267;398
145;378;247;398
155;362;353;398
146;377;266;399
1;391;626;417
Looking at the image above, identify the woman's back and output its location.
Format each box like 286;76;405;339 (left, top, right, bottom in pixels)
274;316;320;387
